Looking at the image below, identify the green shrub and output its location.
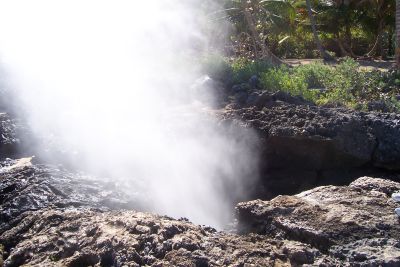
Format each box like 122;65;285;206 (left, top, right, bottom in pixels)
293;62;331;89
231;58;273;84
202;55;400;112
260;58;400;111
260;66;318;102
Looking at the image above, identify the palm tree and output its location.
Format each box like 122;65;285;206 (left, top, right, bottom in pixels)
223;0;299;64
305;0;335;61
357;0;395;58
240;0;285;64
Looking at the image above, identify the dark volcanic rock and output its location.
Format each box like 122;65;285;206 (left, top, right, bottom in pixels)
2;164;400;266
0;163;141;236
0;163;337;266
236;176;400;266
222;105;384;169
0;113;25;159
220;101;400;197
222;100;400;170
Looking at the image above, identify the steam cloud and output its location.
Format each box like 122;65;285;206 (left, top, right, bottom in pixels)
0;0;258;228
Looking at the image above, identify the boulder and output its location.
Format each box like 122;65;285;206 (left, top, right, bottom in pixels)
248;75;259;89
236;176;400;266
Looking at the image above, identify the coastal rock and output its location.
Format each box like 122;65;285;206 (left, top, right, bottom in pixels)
0;113;24;159
0;208;338;267
236;176;400;265
220;101;400;196
0;164;336;266
0;164;142;235
1;164;400;266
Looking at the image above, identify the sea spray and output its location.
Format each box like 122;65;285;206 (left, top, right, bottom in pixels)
0;0;259;228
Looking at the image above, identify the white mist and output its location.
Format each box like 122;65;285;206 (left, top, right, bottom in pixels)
0;0;258;228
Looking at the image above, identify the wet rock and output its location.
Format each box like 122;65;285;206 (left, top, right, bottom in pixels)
236;176;400;265
0;164;141;235
2;163;399;266
0;113;24;159
0;162;339;266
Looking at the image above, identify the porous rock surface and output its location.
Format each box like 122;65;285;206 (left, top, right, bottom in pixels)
236;176;400;266
1;163;400;266
2;95;400;266
223;94;400;170
1;209;336;267
0;164;336;266
219;94;400;196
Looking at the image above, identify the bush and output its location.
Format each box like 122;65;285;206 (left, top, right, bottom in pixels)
293;62;331;89
260;65;320;102
201;55;400;112
259;58;400;112
231;58;273;84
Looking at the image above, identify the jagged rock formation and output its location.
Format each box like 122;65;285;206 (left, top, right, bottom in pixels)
219;93;400;197
0;162;141;227
1;209;336;266
0;164;338;266
236;176;400;266
1;164;400;266
2;91;400;266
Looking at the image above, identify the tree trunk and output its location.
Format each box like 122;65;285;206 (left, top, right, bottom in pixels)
367;17;384;57
241;0;284;65
344;18;357;58
306;0;335;61
336;33;350;57
396;0;400;67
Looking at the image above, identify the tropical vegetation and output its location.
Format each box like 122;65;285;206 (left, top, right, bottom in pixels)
202;0;400;112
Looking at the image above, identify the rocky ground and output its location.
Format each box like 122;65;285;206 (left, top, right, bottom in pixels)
218;90;400;198
237;176;400;266
1;162;400;266
2;91;400;266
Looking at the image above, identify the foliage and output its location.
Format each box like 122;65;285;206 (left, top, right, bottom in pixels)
231;58;273;84
221;0;396;59
221;57;400;111
260;64;319;101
